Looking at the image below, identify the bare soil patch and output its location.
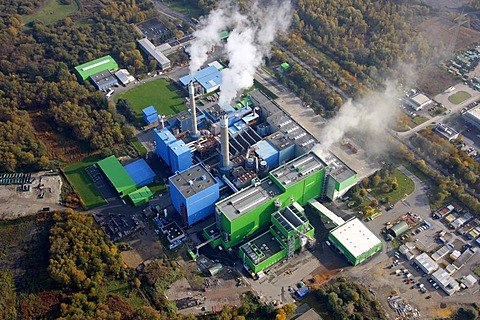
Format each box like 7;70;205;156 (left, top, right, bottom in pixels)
417;64;458;96
0;173;63;219
119;227;164;268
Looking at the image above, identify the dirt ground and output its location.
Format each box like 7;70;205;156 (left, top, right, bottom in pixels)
417;64;458;96
120;227;165;268
0;172;63;219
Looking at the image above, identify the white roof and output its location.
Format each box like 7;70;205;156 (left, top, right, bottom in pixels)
410;93;432;106
462;274;477;288
309;199;345;227
432;268;460;295
208;60;223;70
330;218;381;258
414;252;439;274
465;105;480;122
138;38;170;68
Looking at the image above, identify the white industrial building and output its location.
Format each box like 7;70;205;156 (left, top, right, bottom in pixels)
138;38;171;70
431;268;460;296
406;93;432;110
463;105;480;130
115;69;135;85
414;252;439;274
435;123;459;141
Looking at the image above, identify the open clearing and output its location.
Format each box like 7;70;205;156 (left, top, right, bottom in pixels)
163;1;202;18
115;79;187;123
370;168;415;204
22;0;78;26
448;91;472;104
0;173;63;219
63;155;106;209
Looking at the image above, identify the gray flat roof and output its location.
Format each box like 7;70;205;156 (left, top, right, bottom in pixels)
320;151;356;183
240;230;284;266
217;178;282;220
138;38;171;68
266;131;294;151
90;70;117;86
270;152;325;189
169;164;216;198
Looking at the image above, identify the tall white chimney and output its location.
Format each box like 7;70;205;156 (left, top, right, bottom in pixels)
220;113;231;170
189;82;199;138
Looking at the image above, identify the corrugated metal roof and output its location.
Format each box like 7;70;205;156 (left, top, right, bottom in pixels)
97;156;136;195
75;55;118;81
142;106;157;116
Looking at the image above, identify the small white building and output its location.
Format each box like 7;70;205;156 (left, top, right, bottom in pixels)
431;268;460;295
435;123;459;141
461;274;477;288
414;252;438;274
407;93;432;111
115;69;135;85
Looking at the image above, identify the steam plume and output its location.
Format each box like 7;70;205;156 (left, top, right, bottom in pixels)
319;81;401;155
187;0;292;107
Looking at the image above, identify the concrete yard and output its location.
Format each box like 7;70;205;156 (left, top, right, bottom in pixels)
0;172;63;219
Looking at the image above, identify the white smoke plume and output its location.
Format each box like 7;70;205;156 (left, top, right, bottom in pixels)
187;0;292;107
319;81;401;155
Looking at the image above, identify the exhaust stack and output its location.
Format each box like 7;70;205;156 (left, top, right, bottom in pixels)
220;113;231;172
189;82;199;139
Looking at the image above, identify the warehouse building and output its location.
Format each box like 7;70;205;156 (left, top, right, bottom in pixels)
89;70;118;90
414;252;439;274
328;217;382;265
115;69;135;85
321;153;358;200
97;155;137;196
75;55;119;81
169;163;219;226
431;268;460;295
138;38;171;70
124;159;156;188
463;105;480;131
388;221;409;238
406;93;432;111
127;186;154;207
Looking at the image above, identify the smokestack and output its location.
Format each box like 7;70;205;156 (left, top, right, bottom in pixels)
189;82;199;139
158;114;164;130
220;112;231;170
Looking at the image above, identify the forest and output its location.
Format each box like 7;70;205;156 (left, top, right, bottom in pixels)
0;0;157;172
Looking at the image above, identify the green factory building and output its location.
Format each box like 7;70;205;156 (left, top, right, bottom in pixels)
328;217;382;265
322;154;358;200
239;202;315;275
74;55;119;81
205;152;326;250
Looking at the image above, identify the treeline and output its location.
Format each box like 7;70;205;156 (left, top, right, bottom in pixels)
0;271;17;320
313;277;387;320
0;0;156;172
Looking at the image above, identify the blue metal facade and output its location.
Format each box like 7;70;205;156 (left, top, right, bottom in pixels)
154;128;176;164
142;106;158;124
169;164;220;226
278;143;296;165
168;140;192;173
254;140;279;169
124;159;156;187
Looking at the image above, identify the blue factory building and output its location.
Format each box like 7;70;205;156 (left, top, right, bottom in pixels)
142;106;158;124
169;164;220;226
154;128;176;164
89;70;118;90
179;65;222;94
168;140;192;173
124;159;156;187
254;140;279;169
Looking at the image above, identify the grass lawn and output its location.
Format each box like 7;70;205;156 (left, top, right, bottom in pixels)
22;0;78;26
411;116;428;126
63;155;107;209
103;279;148;310
370;168;415;204
148;180;166;196
475;267;480;277
130;140;147;157
398;160;430;182
163;0;202;18
115;79;187;125
448;91;472;105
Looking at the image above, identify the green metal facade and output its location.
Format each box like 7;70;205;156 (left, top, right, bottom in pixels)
216;167;325;249
128;186;153;206
97;156;136;196
328;233;382;265
336;172;358;191
74;55;119;81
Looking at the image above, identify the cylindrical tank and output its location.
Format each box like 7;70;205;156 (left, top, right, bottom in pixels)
246;157;255;171
256;123;270;137
259;160;268;173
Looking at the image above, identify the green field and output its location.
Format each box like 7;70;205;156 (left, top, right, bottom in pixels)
22;0;78;26
370;168;415;204
63;155;107;209
448;91;472;105
115;79;187;124
398;160;430;182
103;279;148;310
163;0;202;18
